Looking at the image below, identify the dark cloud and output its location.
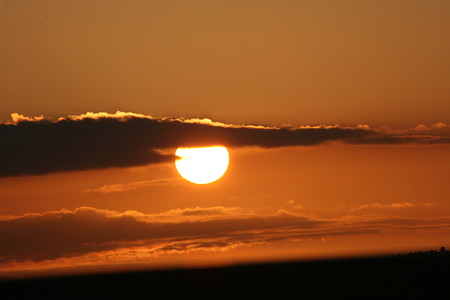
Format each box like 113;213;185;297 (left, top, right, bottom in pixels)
0;207;325;262
1;206;449;264
0;112;448;176
0;112;369;176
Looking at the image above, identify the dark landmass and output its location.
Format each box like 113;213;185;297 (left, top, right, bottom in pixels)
1;249;450;299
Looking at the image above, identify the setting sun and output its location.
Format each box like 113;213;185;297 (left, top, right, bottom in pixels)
175;146;229;184
1;1;450;296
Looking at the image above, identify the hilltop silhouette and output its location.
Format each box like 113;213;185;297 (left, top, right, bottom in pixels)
399;246;449;257
1;248;449;299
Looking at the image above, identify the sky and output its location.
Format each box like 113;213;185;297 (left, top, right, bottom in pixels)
0;0;449;278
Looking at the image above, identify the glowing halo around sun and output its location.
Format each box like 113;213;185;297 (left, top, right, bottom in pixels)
175;146;229;184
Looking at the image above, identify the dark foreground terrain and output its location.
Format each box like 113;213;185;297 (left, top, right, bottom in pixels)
1;253;450;299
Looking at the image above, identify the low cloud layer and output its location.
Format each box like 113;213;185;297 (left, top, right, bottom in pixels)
1;111;449;177
1;206;449;265
0;206;323;262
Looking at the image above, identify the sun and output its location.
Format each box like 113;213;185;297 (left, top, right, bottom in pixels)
175;146;229;184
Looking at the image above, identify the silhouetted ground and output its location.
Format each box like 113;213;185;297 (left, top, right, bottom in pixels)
1;250;450;299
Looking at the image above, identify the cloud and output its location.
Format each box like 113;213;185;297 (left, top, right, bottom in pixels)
153;206;243;218
1;111;449;177
282;200;305;210
0;206;324;263
83;178;176;194
1;206;450;265
351;202;415;212
349;202;441;212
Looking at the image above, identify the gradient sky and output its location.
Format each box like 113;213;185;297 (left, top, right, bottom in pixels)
1;1;449;278
1;0;449;126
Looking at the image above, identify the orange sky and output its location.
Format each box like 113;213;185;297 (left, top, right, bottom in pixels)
1;0;449;126
1;1;450;278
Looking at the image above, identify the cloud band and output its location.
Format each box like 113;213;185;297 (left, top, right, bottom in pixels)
0;112;448;176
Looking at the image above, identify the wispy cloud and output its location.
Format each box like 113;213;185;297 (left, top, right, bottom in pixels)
351;202;415;212
83;178;176;194
349;202;441;212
